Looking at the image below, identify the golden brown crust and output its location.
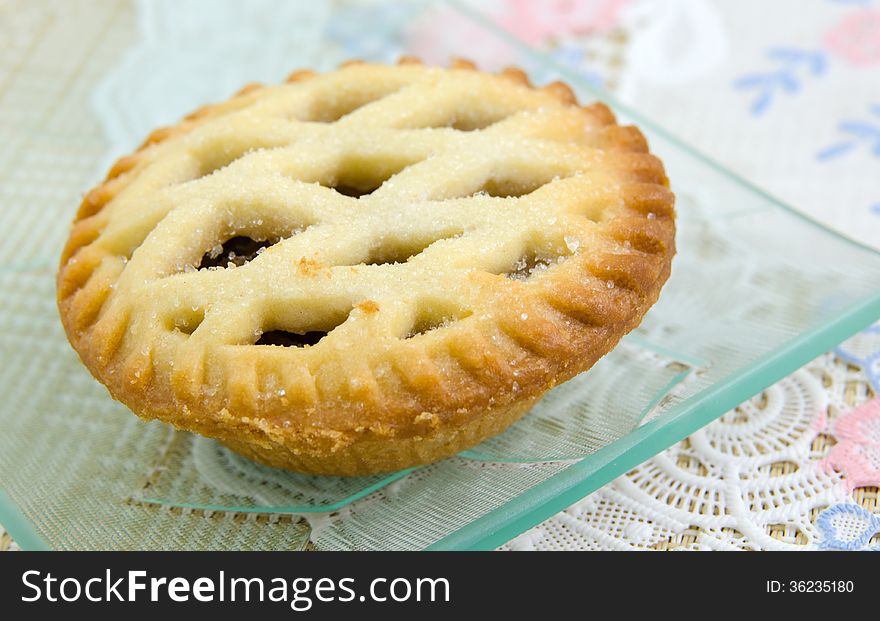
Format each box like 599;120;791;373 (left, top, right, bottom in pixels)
57;58;675;475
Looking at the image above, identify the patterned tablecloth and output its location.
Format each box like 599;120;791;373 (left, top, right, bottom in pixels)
1;0;878;551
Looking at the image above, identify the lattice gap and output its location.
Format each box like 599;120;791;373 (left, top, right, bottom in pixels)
322;153;423;198
298;84;405;124
253;307;352;348
475;174;557;199
405;302;473;339
169;307;205;335
364;229;463;266
504;247;570;281
198;236;280;269
424;108;511;132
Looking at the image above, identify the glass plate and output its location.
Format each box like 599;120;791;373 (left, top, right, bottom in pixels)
1;0;878;550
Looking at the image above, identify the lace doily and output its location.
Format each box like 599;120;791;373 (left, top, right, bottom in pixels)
502;333;880;551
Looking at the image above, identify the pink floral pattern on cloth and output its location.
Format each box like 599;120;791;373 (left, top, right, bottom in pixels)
822;397;880;491
496;0;629;44
405;0;628;69
823;8;880;67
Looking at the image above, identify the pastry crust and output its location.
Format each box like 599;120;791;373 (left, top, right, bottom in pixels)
57;58;675;475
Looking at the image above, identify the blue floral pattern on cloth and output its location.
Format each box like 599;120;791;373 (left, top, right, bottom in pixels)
817;103;880;161
733;48;827;116
816;504;880;550
731;3;880;223
833;324;880;393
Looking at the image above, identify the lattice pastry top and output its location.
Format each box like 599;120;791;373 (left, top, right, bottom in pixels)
57;59;675;475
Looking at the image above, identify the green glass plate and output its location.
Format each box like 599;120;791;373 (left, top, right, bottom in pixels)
1;0;878;550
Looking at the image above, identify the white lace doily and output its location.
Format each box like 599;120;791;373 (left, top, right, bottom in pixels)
502;343;880;551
